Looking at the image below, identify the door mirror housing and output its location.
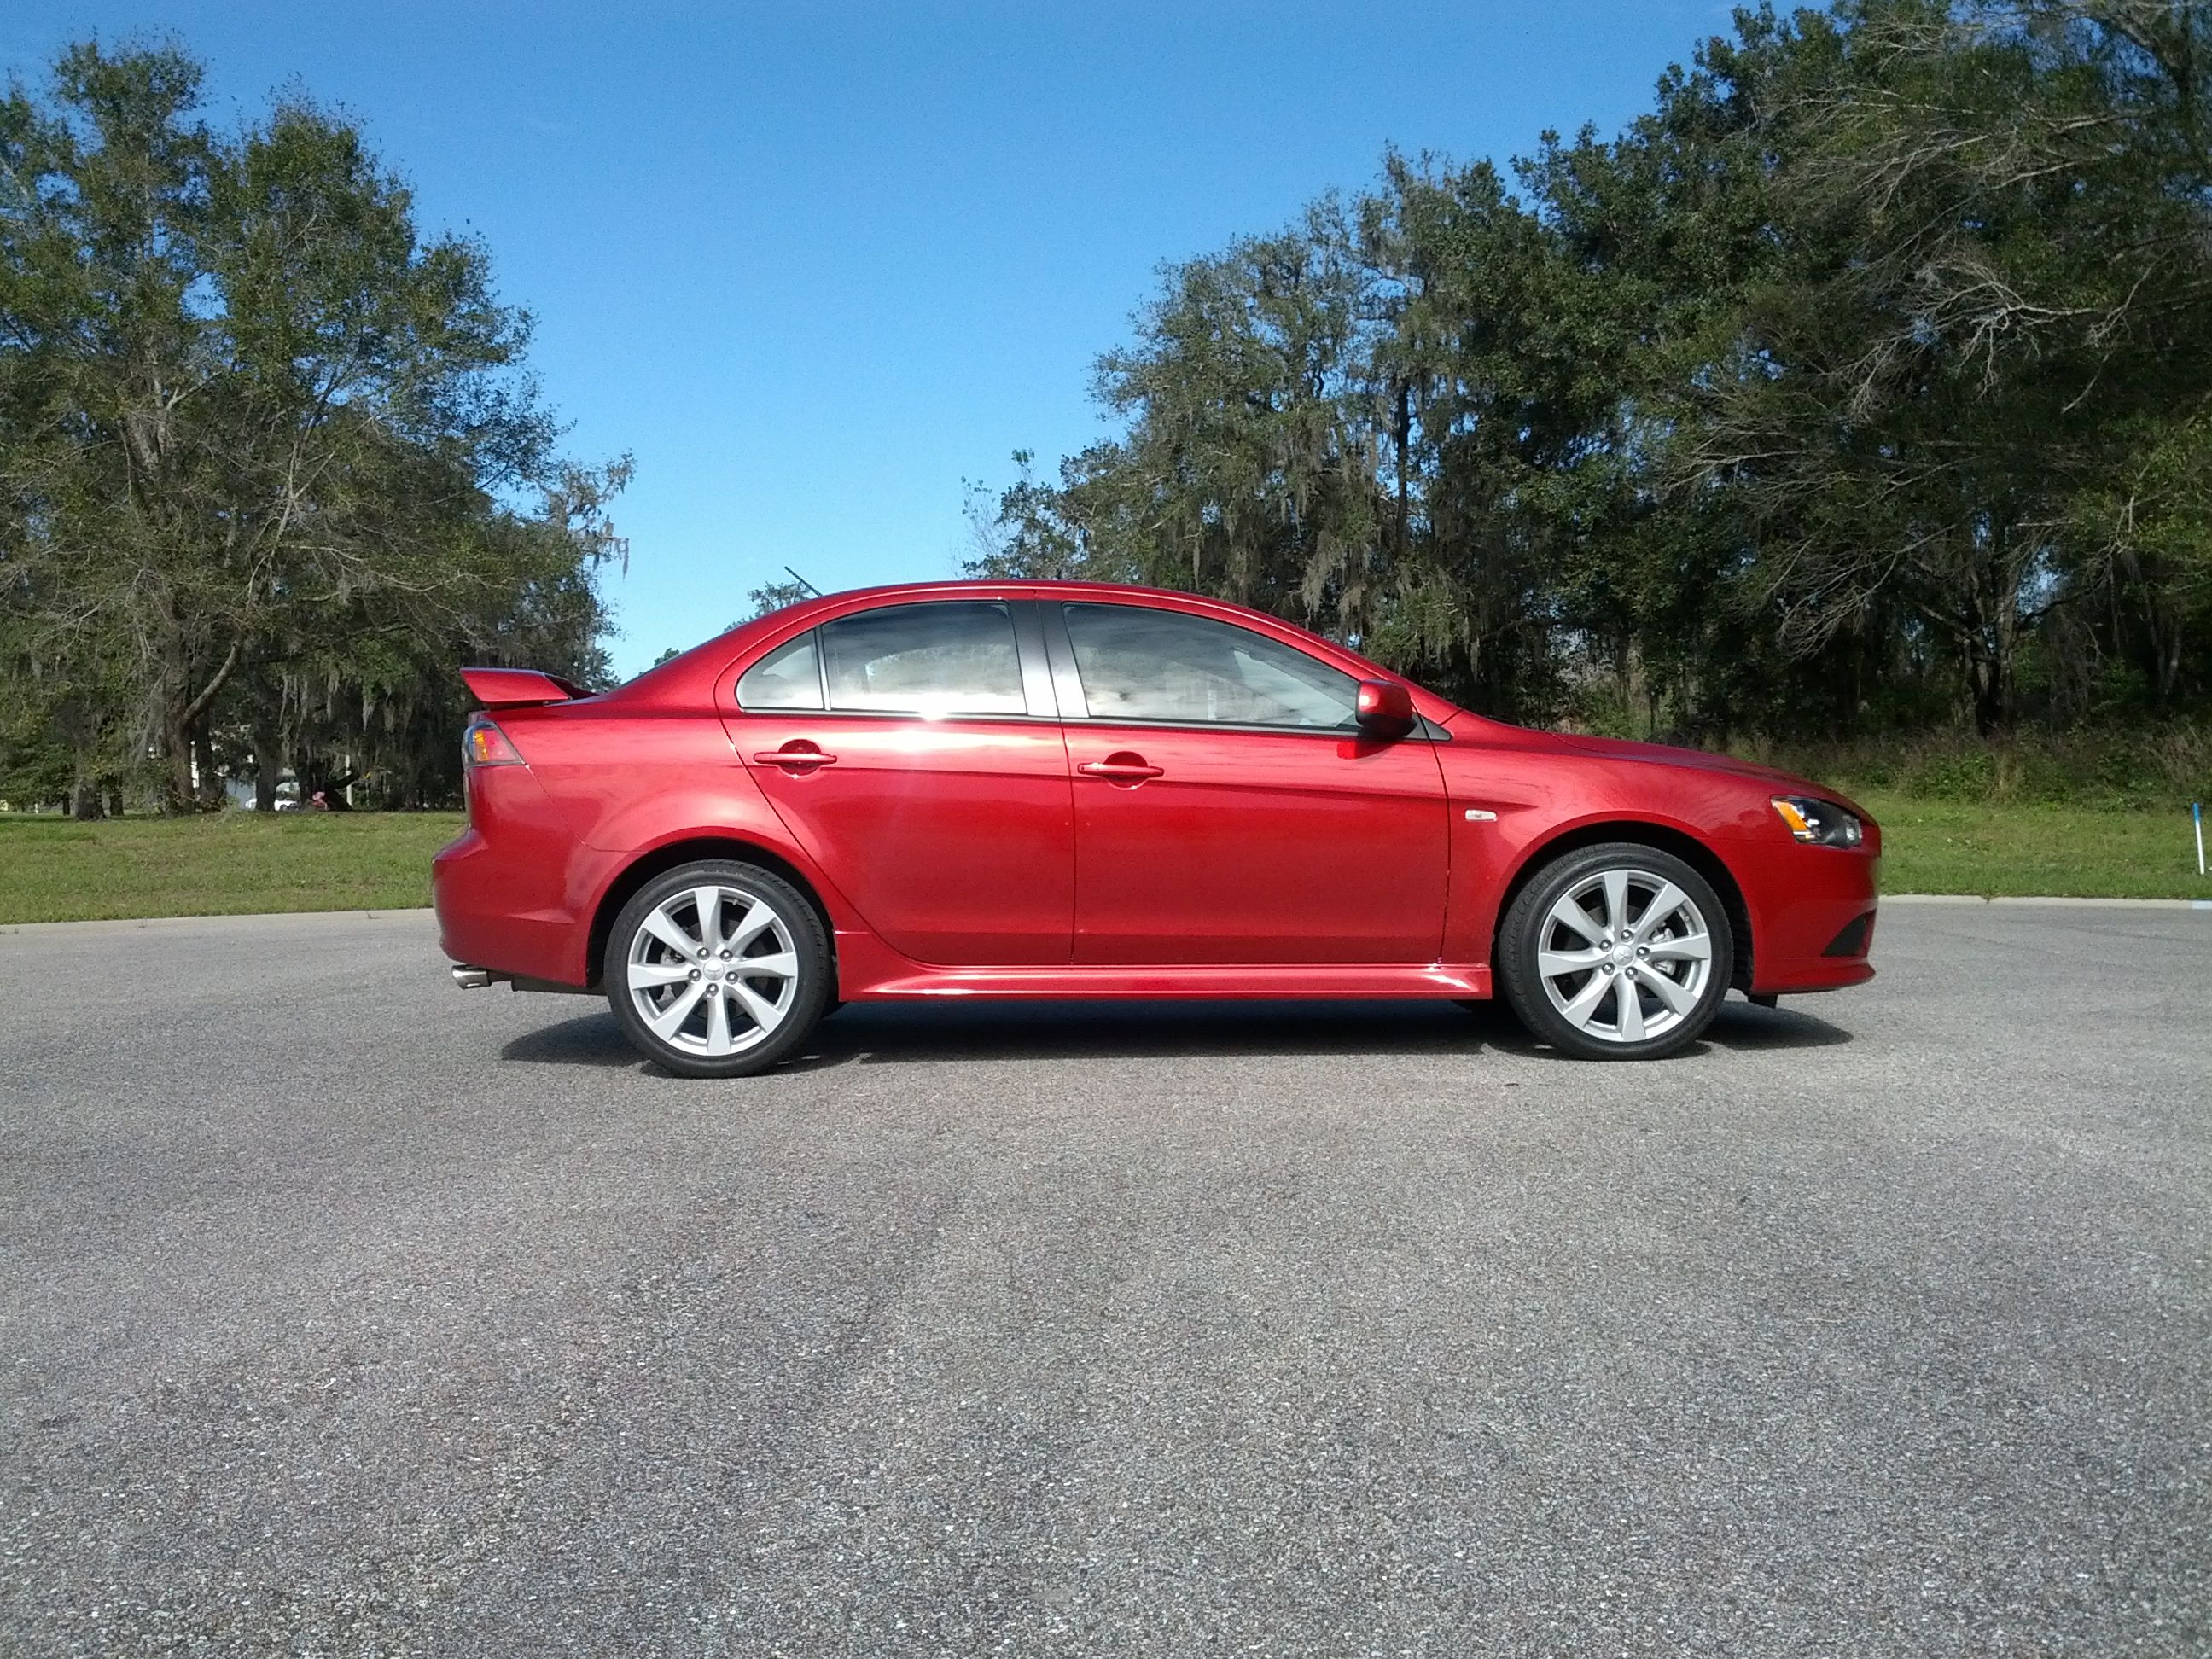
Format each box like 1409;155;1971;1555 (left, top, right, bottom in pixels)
1353;680;1416;740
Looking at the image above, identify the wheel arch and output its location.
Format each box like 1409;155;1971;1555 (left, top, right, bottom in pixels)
585;835;838;990
1493;820;1754;991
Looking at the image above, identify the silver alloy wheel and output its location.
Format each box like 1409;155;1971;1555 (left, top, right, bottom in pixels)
1534;866;1714;1045
625;883;800;1058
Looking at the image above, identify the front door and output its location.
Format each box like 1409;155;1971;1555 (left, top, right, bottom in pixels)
1050;600;1450;964
726;599;1073;965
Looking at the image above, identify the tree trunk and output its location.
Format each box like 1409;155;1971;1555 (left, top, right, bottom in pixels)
191;725;224;811
1965;643;2012;736
1952;555;2017;736
159;718;195;817
252;721;282;812
160;637;245;815
1393;380;1412;566
67;728;107;819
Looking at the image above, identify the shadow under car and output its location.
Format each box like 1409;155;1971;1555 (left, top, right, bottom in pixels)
497;994;1850;1071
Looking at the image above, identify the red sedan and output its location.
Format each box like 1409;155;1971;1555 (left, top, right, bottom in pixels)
434;581;1877;1075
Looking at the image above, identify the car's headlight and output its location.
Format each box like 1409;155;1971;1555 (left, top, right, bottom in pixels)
1772;795;1863;847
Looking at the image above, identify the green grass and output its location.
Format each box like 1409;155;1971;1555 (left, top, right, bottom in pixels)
1;795;2206;925
1854;792;2211;900
0;810;465;924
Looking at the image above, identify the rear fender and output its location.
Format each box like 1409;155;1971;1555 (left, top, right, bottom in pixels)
499;704;879;980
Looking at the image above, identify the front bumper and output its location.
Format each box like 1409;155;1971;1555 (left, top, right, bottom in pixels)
1738;844;1880;996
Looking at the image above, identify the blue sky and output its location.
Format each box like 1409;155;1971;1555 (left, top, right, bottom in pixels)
11;2;1732;677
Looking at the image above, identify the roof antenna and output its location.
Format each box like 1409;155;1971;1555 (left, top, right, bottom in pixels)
784;565;823;598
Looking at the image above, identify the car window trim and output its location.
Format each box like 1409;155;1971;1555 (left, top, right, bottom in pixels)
731;597;1443;736
1043;598;1430;739
1039;598;1090;718
733;598;1059;721
728;705;1062;728
1009;600;1061;719
729;628;829;714
1072;714;1367;740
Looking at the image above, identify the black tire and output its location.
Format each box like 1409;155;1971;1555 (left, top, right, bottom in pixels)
1496;842;1733;1061
603;861;830;1078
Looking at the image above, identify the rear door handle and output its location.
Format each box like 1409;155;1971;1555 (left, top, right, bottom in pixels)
754;742;837;772
1077;753;1163;783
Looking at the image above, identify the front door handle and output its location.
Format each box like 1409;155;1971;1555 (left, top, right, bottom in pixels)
754;741;837;772
1077;752;1163;784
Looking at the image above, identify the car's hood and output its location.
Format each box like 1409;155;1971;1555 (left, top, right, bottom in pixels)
1540;731;1855;806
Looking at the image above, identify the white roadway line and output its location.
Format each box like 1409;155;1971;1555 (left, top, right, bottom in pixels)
1882;894;2212;910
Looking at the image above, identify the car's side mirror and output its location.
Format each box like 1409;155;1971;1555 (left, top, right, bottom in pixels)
1354;679;1416;740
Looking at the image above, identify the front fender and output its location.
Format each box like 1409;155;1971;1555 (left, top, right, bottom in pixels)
1435;736;1765;969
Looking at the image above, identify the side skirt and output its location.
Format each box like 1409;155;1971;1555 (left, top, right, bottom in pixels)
834;931;1490;1001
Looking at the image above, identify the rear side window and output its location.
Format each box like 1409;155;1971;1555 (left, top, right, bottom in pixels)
1062;602;1358;730
820;602;1025;717
736;632;823;709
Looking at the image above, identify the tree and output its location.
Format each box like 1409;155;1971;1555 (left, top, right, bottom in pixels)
970;0;2212;742
1598;0;2212;731
0;39;622;811
745;579;812;618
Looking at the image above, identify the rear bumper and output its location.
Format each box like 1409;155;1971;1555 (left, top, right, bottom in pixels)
431;767;597;987
432;827;586;985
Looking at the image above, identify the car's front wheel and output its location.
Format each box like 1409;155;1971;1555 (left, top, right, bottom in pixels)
604;861;830;1078
1497;843;1733;1061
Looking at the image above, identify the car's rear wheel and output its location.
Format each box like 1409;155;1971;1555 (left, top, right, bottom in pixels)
1497;843;1733;1061
604;861;830;1078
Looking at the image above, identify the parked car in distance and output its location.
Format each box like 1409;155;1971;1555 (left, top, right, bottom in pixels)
434;582;1877;1076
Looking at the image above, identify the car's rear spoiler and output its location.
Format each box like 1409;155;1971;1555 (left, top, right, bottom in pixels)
461;667;586;709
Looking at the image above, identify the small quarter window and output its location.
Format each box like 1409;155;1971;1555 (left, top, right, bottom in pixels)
736;632;823;710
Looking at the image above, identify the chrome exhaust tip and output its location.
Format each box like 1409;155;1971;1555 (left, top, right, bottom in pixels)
450;964;493;990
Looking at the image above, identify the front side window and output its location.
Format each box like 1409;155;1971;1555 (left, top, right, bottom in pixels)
819;602;1026;717
1062;603;1359;730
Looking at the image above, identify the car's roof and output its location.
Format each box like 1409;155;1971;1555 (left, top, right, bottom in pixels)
779;578;1254;608
630;580;1310;673
774;579;1399;644
605;578;1452;713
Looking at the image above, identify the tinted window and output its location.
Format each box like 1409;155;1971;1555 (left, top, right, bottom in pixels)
820;602;1026;716
736;632;823;710
1062;603;1358;730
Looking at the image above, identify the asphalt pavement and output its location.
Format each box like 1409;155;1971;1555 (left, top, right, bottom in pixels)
2;902;2207;1656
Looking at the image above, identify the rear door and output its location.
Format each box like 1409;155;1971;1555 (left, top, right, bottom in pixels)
725;599;1073;965
1050;600;1450;964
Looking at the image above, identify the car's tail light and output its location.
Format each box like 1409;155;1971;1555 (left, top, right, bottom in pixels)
463;716;526;768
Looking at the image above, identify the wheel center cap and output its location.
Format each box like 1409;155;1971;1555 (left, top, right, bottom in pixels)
1613;946;1634;966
